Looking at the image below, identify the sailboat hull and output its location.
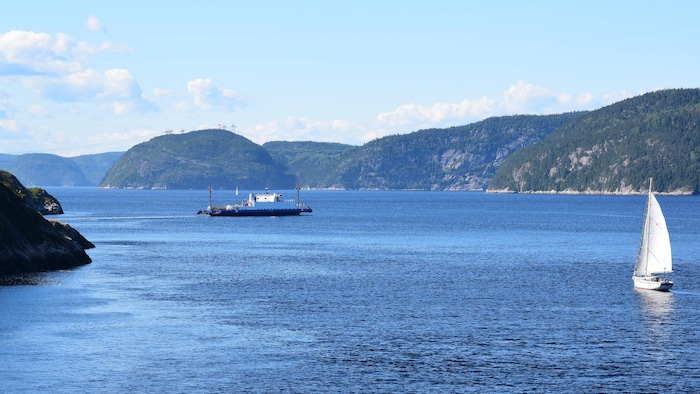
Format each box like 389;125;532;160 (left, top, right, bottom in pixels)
633;276;673;291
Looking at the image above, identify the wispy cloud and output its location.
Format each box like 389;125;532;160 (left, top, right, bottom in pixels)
246;116;368;146
86;15;103;33
374;81;630;134
166;78;247;113
245;81;639;145
0;31;83;76
501;81;600;114
187;78;245;111
0;28;132;77
376;97;497;128
0;95;12;119
25;68;156;114
0;119;22;135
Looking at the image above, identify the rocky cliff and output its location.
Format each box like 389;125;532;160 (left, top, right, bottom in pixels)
488;89;700;194
0;170;64;214
0;172;93;275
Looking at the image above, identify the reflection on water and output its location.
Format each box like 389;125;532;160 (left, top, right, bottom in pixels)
636;289;674;343
0;273;52;286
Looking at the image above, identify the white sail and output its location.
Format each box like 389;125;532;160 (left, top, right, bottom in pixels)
635;188;673;276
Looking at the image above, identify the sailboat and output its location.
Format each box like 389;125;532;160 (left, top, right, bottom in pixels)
633;178;673;291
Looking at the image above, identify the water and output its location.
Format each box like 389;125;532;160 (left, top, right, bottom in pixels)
2;189;700;392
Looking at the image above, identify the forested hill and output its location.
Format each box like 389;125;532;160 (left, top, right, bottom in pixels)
263;141;355;187
0;152;122;187
488;88;700;194
100;129;296;189
316;113;583;190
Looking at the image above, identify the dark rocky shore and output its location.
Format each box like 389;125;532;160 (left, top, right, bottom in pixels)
0;171;93;276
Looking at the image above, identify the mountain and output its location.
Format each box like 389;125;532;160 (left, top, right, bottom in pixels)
0;171;93;275
18;89;700;193
488;88;700;194
99;115;583;191
316;113;584;190
263;141;355;187
100;129;296;189
2;153;92;186
71;152;124;185
0;152;122;187
0;154;14;165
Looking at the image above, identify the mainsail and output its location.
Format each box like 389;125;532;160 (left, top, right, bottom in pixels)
634;186;673;276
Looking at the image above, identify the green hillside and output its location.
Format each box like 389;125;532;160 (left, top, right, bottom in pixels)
100;129;296;189
488;88;700;194
318;113;583;190
71;152;123;185
263;141;355;187
2;153;92;186
0;152;121;187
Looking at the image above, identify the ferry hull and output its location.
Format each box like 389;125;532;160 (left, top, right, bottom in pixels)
205;208;312;217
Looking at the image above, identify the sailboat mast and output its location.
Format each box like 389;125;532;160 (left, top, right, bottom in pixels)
643;178;653;273
635;178;653;277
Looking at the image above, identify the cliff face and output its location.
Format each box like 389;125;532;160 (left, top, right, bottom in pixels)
0;172;93;275
488;89;700;194
0;170;63;214
317;113;584;190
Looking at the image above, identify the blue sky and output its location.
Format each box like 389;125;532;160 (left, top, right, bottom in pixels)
1;1;698;156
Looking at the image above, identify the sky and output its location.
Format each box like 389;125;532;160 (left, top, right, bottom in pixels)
1;1;699;157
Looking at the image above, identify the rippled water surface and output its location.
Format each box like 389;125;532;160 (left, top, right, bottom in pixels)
2;189;700;392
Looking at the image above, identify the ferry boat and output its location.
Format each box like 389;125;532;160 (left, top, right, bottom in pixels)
198;187;312;217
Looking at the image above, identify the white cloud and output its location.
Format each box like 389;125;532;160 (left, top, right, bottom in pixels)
185;78;245;111
152;88;172;98
0;97;12;119
0;30;131;77
27;68;156;114
500;81;629;114
86;15;103;33
0;119;20;133
372;81;633;138
601;89;635;104
246;116;366;145
31;69;103;101
377;97;497;128
97;41;132;53
502;81;558;113
0;30;82;75
27;104;46;117
99;69;142;100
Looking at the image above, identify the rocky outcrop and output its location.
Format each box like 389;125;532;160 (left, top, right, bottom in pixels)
0;172;93;275
28;187;64;215
0;170;63;214
51;221;95;250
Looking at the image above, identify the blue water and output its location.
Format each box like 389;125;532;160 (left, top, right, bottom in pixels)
2;189;700;392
